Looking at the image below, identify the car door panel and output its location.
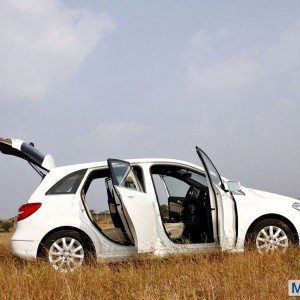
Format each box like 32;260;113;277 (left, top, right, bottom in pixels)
108;159;158;253
115;186;157;252
105;178;133;242
214;186;237;249
105;178;126;228
196;146;237;250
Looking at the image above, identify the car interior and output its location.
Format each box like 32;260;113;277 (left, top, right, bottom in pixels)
81;163;214;246
80;167;145;246
151;165;214;244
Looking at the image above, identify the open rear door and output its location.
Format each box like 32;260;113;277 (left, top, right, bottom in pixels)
196;146;237;250
0;137;55;172
108;159;158;253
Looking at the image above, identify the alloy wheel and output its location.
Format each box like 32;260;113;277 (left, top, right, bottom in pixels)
48;237;84;272
256;225;289;253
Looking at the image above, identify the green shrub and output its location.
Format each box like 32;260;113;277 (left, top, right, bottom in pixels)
159;204;169;219
0;222;12;232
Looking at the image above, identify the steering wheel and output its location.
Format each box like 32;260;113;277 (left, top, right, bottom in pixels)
185;184;210;204
185;186;200;204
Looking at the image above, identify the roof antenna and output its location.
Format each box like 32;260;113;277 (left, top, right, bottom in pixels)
29;142;35;147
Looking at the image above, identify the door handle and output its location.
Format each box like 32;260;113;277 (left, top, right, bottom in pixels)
127;195;134;199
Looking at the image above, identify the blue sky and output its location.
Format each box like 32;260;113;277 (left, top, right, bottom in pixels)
1;0;300;218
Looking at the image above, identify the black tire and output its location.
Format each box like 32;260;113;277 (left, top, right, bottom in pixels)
247;218;295;252
42;230;90;272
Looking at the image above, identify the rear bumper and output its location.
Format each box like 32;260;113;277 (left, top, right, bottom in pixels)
11;239;38;261
10;219;43;261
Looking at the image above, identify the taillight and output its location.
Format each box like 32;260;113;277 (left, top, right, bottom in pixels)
17;203;42;221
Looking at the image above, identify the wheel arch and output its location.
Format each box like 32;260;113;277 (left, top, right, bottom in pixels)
37;226;96;258
245;213;299;244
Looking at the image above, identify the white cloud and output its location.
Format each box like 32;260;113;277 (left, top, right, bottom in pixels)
188;29;212;50
187;21;300;104
90;121;147;146
184;21;300;193
0;0;116;100
82;120;198;162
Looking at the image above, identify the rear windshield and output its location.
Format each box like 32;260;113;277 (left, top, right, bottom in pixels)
46;169;87;195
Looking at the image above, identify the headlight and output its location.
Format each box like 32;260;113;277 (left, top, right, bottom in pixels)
292;202;300;211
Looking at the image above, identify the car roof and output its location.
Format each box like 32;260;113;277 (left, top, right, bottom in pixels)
53;158;203;173
47;158;232;183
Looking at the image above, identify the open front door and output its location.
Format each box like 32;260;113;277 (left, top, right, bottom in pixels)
107;159;158;253
196;146;237;250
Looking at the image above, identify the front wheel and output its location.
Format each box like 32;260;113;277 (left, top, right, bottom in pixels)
247;219;295;253
43;230;86;272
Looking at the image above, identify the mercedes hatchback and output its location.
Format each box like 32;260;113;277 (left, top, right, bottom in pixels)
1;137;299;272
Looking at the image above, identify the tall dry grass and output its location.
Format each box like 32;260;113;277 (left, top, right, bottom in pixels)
0;233;299;299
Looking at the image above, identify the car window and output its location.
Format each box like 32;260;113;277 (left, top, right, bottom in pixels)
122;169;143;192
162;176;190;197
109;160;144;192
196;148;222;187
152;165;208;197
46;169;87;195
190;172;208;187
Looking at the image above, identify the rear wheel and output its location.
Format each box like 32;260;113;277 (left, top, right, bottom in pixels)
43;230;86;272
247;218;295;253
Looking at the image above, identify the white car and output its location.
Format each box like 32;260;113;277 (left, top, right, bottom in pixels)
1;137;299;272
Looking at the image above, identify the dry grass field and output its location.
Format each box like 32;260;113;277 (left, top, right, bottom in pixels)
0;232;299;299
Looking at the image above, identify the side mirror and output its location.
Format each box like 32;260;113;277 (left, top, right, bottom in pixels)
227;180;242;193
